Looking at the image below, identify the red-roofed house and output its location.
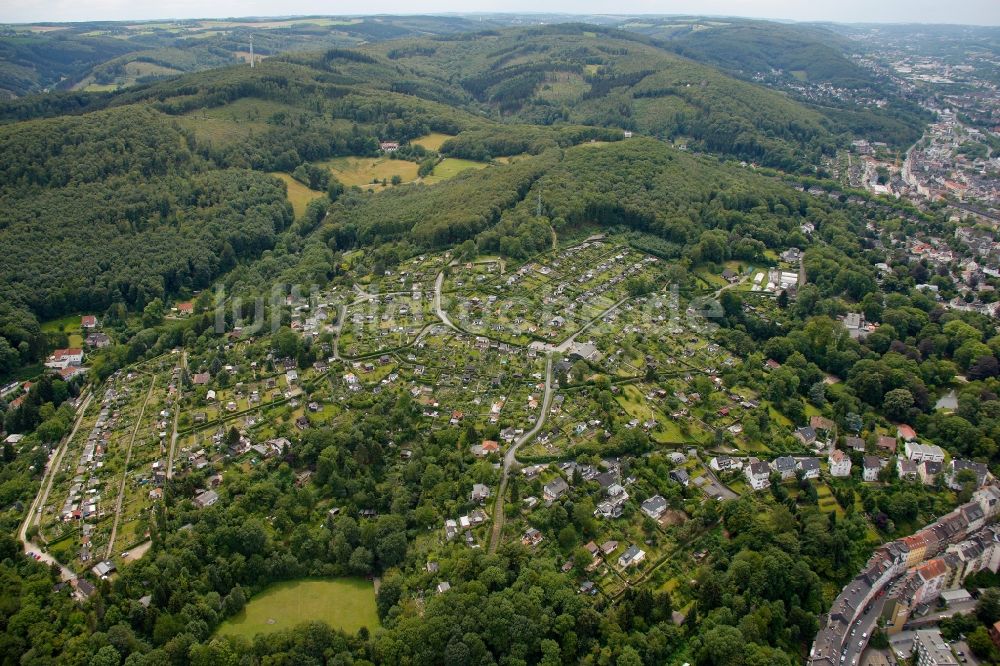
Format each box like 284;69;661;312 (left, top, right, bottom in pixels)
45;348;83;369
176;302;194;315
913;558;950;605
897;425;917;442
81;315;98;329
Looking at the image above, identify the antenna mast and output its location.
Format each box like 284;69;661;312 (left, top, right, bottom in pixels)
536;192;542;217
249;35;254;68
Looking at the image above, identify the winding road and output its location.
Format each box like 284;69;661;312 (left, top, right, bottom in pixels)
487;354;554;553
432;270;462;334
19;391;93;581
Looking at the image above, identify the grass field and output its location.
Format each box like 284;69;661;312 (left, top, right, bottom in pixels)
41;314;84;348
215;578;378;638
423;158;488;184
270;173;324;218
319;156;421;189
177;99;324;145
411;132;454;151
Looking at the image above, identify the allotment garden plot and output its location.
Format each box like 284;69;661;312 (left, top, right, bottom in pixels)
40;355;177;571
443;241;668;346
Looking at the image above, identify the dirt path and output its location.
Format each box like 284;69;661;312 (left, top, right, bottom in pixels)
106;375;157;559
166;351;186;481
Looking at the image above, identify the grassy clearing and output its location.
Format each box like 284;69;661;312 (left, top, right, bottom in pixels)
320;156;420;189
412;132;454;151
177;99;315;145
423;158;488;184
270;173;324;218
123;61;182;82
216;578;378;638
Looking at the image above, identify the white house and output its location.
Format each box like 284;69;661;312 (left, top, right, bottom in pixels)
618;545;646;568
45;348;83;369
640;495;667;520
798;458;820;480
905;441;945;463
863;456;882;482
745;461;771;490
828;449;852;478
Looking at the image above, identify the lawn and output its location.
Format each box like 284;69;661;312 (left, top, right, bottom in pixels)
411;132;454;151
423;158;488;184
215;578;378;638
320;156;420;189
41;314;84;347
270;173;324;218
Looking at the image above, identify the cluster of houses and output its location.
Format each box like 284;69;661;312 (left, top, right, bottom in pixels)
809;485;1000;666
59;385;122;531
727;421;989;492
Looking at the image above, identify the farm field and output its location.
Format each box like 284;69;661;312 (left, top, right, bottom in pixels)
215;578;378;638
319;156;420;189
423;158;488;184
411;132;454;151
270;173;324;218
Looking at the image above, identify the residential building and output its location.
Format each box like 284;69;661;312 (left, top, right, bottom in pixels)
913;628;958;666
794;426;817;446
845;436;866;452
471;484;490;504
905;441;945;463
194;489;219;508
745;461;771;490
798;457;820;480
898;459;919;481
771;456;797;480
949;459;992;490
618;545;646;568
877;435;897;453
641;495;667;520
543;477;569;501
861;456;882;482
828;450;852;477
45;348;83;369
522;528;543;547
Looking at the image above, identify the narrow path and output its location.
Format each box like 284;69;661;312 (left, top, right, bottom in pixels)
433;270;462;334
488;354;554;553
166;351;186;481
331;304;347;362
106;374;157;559
19;391;93;581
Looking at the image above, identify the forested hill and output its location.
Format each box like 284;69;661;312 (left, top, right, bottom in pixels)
667;22;872;89
0;22;904;375
0;15;497;98
373;25;839;170
0;105;293;361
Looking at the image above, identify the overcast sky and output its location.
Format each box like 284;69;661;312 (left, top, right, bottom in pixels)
4;0;999;26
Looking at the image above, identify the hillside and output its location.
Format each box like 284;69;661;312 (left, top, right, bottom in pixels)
373;25;838;169
666;21;873;89
0;15;499;97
